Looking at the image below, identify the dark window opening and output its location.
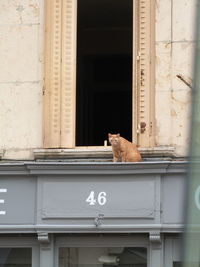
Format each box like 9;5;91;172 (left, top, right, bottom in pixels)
76;0;133;146
59;247;147;267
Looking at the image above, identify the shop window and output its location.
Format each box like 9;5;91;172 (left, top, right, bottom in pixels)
173;262;182;267
59;247;147;267
0;248;32;266
173;263;200;267
44;0;155;148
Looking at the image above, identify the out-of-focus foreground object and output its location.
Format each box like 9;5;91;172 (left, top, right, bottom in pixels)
184;1;200;266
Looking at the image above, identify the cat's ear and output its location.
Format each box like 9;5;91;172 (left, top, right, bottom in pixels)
117;133;120;137
108;133;111;138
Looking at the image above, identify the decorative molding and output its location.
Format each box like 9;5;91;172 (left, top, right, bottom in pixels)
0;160;187;176
149;231;161;244
44;0;77;148
44;0;62;147
61;0;77;148
94;214;104;227
135;0;155;147
37;232;50;243
0;224;184;234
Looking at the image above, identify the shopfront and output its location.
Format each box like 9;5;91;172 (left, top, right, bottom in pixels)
0;161;186;267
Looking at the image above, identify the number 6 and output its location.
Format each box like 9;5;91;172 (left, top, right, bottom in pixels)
98;192;107;205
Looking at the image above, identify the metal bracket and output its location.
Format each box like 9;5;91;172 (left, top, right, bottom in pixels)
94;214;104;227
37;232;50;243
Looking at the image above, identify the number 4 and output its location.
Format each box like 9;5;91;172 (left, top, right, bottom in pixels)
86;191;107;206
86;191;96;205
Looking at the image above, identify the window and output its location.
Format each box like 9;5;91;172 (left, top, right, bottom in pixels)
76;0;133;146
173;262;182;267
44;0;155;148
59;247;147;267
0;248;32;267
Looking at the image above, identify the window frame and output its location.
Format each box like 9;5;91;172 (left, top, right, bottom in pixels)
43;0;155;149
0;237;39;267
55;235;150;267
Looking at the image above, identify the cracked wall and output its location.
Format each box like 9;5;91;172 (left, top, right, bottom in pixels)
0;0;197;159
155;0;197;156
0;0;43;159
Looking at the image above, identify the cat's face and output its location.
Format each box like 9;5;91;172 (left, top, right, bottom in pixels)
108;133;120;146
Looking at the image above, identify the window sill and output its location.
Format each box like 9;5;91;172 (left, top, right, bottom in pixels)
0;150;3;160
33;146;176;161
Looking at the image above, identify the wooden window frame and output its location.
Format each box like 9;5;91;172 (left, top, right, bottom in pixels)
43;0;155;149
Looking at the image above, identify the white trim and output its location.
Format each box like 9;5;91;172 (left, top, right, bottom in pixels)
0;189;7;193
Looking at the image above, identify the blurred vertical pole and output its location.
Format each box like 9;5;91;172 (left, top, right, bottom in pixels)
184;1;200;267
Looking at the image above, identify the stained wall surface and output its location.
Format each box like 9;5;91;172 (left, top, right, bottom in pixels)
0;0;43;159
0;0;197;159
155;0;197;156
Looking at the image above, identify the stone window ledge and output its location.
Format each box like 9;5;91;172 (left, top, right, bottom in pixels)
0;150;3;160
33;146;176;161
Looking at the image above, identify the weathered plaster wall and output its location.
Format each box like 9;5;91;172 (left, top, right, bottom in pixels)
155;0;196;156
0;0;197;159
0;0;44;159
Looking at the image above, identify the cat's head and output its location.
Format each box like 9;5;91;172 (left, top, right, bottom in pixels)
108;133;120;146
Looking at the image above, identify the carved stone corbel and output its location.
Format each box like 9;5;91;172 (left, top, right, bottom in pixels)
37;232;50;244
149;232;161;244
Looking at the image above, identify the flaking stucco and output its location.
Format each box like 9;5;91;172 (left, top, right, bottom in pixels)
0;0;197;159
0;0;43;159
155;0;196;156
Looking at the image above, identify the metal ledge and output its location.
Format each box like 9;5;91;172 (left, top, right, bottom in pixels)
0;223;184;234
0;161;187;176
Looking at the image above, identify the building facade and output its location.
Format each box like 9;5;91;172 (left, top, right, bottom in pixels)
0;0;196;266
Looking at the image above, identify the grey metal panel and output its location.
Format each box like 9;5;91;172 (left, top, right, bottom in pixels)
162;174;186;224
0;161;187;233
40;176;155;219
0;177;36;224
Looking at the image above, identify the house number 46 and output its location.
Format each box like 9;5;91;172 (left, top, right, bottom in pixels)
86;191;107;206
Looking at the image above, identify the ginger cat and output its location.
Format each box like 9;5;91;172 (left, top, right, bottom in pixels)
108;133;142;162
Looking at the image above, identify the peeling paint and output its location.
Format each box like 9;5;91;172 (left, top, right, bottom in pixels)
171;109;177;117
16;5;24;24
155;0;160;11
171;92;191;105
29;4;39;17
181;42;191;50
164;42;171;49
16;5;24;13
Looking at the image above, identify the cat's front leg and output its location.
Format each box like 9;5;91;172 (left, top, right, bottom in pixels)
113;152;120;162
113;156;118;162
121;152;127;162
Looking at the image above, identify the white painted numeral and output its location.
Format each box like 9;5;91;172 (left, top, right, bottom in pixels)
0;188;7;215
86;191;107;206
86;191;96;205
0;189;7;193
98;192;107;205
0;211;6;215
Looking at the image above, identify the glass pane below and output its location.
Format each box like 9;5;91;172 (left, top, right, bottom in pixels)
59;247;147;267
0;248;32;267
173;262;182;267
